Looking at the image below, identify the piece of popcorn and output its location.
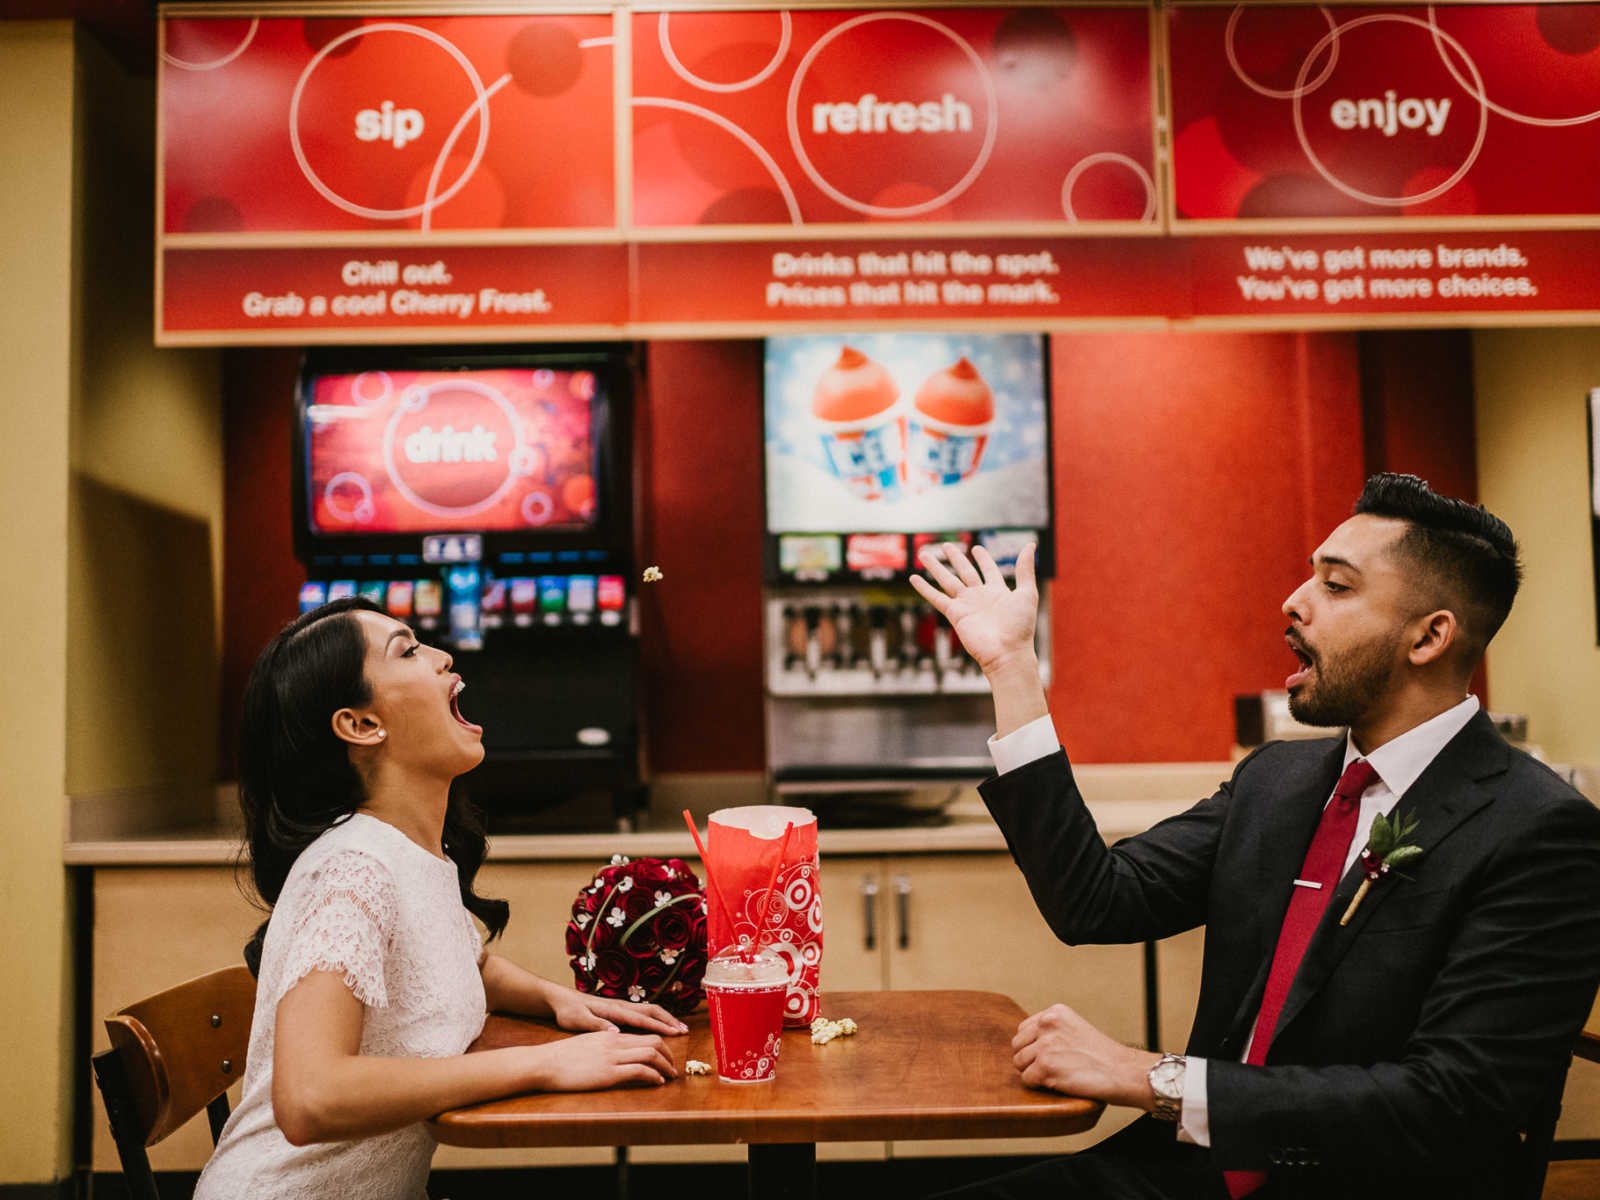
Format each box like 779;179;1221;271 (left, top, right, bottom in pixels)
809;1016;858;1045
642;565;663;583
685;1059;711;1075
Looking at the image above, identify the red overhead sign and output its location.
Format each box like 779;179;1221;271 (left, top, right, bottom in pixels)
161;13;618;235
154;4;1600;341
629;6;1157;228
1168;3;1600;222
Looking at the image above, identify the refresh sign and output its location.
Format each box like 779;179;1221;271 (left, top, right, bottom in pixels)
355;100;424;149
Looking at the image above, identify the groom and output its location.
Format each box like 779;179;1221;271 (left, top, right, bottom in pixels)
913;474;1600;1199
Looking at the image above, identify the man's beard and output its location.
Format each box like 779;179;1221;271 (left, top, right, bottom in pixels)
1288;630;1399;729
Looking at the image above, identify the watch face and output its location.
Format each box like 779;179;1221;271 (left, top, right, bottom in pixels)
1151;1057;1184;1097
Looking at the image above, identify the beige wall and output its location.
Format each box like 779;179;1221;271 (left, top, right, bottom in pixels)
1474;328;1600;768
66;29;223;806
0;22;224;1186
0;19;78;1185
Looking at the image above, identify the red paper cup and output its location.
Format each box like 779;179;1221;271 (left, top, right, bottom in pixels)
707;806;823;1027
703;944;787;1083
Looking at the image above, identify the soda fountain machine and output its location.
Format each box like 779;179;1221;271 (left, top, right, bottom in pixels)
761;333;1054;820
291;343;645;829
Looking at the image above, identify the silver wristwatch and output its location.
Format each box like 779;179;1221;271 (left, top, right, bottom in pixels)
1147;1052;1186;1122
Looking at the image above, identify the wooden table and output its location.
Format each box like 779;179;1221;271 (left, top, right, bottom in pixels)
429;989;1102;1200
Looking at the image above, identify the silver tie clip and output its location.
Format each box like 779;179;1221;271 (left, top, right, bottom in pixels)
1292;879;1323;890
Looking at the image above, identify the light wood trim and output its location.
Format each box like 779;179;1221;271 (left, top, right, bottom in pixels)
163;230;628;248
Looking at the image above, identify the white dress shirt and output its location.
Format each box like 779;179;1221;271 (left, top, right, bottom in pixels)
987;694;1480;1147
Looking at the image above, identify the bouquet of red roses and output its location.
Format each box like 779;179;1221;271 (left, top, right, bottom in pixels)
565;854;709;1017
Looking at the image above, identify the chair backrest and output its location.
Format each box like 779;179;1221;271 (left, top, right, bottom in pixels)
95;964;256;1148
1519;990;1600;1198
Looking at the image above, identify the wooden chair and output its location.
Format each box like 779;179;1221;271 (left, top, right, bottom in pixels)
92;964;257;1200
1521;1003;1600;1200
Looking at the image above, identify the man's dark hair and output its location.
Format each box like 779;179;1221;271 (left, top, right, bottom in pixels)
1353;472;1522;660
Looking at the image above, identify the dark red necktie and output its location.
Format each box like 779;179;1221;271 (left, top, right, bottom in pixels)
1224;757;1379;1198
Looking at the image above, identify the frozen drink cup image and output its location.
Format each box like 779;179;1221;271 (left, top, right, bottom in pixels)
907;356;995;490
812;346;905;502
703;942;788;1083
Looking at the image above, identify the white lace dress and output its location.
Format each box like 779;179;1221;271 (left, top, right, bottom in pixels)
195;812;487;1200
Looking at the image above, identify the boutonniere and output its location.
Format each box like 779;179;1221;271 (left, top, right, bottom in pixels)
1340;808;1424;926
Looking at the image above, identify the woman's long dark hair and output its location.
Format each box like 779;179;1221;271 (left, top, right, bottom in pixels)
239;596;508;972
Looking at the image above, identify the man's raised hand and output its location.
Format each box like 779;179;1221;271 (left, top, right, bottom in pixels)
910;541;1039;675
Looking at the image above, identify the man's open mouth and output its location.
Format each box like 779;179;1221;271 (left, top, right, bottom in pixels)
1286;634;1315;691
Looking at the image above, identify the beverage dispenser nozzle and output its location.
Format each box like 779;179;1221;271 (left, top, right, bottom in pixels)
868;606;889;679
898;604;919;673
782;605;804;672
831;604;850;669
803;606;822;680
933;616;957;678
818;605;840;670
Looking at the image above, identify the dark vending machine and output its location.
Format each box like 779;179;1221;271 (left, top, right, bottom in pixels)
762;332;1055;819
292;344;643;829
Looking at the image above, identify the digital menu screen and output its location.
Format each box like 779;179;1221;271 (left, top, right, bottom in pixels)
303;367;601;536
764;333;1050;535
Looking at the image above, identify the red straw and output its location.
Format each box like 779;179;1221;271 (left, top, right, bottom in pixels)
756;822;795;952
682;809;740;951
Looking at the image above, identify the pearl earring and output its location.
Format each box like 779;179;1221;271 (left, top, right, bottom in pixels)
377;730;387;740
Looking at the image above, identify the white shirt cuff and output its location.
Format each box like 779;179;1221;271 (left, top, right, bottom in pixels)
1177;1055;1210;1146
987;714;1060;775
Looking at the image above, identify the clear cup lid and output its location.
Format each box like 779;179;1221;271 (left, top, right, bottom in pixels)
705;939;787;984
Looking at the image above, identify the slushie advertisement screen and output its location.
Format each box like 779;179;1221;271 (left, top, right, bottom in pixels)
764;334;1049;534
303;368;600;536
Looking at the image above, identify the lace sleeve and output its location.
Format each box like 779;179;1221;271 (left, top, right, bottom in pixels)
280;849;399;1009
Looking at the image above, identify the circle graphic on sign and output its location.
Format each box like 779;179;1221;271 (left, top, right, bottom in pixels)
163;18;259;71
785;13;999;218
351;371;393;406
289;23;494;222
659;10;793;94
1225;5;1341;100
323;472;376;525
1061;153;1157;221
382;380;525;519
633;97;803;223
1425;4;1600;128
521;491;555;525
1291;14;1487;208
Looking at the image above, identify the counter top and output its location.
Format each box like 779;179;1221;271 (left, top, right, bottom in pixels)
64;763;1235;867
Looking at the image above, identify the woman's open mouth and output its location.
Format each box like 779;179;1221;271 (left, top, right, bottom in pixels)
449;677;483;734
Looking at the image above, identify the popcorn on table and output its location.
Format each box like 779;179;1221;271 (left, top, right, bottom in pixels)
685;1059;711;1076
809;1016;858;1045
642;565;663;582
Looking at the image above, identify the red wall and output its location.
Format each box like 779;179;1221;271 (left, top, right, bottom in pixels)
636;341;767;772
1047;331;1365;761
219;330;1477;773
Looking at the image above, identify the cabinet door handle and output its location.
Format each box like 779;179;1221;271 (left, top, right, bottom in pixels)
893;875;911;950
861;875;879;951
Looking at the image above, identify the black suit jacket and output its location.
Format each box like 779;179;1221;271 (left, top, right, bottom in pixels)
981;712;1600;1195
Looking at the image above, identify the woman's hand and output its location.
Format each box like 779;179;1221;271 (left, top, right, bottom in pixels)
547;984;689;1037
524;1030;677;1092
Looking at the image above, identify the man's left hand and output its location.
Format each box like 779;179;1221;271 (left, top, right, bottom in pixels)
1012;1003;1162;1110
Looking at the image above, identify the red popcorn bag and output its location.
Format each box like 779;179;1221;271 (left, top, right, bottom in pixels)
565;855;708;1017
706;806;821;1027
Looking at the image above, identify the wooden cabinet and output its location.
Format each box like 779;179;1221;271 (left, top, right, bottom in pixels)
825;853;1205;1160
